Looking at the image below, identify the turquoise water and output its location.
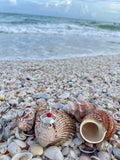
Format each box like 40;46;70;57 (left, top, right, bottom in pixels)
0;12;120;60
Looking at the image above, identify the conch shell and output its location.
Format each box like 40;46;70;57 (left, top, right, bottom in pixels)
80;110;116;144
35;108;76;147
17;107;35;132
64;99;97;122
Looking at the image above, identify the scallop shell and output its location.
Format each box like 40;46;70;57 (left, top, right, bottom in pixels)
64;99;97;122
35;108;76;147
11;152;33;160
80;110;116;144
17;107;35;132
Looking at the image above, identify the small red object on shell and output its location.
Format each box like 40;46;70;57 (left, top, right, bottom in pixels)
47;112;52;117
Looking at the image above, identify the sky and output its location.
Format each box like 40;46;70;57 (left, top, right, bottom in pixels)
0;0;120;22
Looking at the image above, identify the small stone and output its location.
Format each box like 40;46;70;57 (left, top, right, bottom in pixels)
40;93;50;99
73;138;83;146
62;147;70;156
29;144;43;156
0;95;5;101
68;150;76;159
44;146;64;160
59;92;70;99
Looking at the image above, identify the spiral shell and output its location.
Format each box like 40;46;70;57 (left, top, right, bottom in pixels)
35;108;76;147
17;107;35;132
64;99;97;122
80;110;116;144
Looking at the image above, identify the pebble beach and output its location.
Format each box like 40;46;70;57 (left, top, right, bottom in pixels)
0;54;120;160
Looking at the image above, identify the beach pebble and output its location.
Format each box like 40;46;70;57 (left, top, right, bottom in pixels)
73;137;83;145
39;93;50;99
62;147;70;156
29;144;43;156
44;146;64;160
0;95;5;101
59;92;70;99
8;142;21;156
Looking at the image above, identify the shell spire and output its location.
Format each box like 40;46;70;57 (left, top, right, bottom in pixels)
64;99;97;122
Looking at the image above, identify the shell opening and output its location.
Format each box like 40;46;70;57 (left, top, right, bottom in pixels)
80;119;106;144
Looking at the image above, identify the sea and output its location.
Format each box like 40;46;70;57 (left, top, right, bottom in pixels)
0;12;120;60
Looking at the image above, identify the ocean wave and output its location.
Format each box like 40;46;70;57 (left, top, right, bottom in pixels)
0;23;120;39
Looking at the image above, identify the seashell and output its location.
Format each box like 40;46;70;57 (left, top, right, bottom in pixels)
113;111;120;130
15;127;26;140
113;112;120;121
35;108;76;147
80;110;116;144
8;142;21;156
113;147;120;160
17;107;35;132
79;155;91;160
29;144;43;156
2;109;17;121
0;120;4;140
98;151;111;160
13;139;27;150
64;99;97;122
44;146;64;160
11;152;33;160
0;155;11;160
79;144;96;154
96;140;112;152
0;142;8;154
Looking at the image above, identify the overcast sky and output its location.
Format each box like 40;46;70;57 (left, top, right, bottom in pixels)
0;0;120;21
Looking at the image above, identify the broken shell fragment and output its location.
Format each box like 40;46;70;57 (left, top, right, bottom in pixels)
79;144;96;154
17;107;35;132
80;110;116;144
11;152;33;160
113;112;120;121
35;108;76;147
0;120;4;140
113;147;120;160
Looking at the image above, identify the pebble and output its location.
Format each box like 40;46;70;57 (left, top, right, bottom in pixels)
73;138;83;145
40;93;50;99
59;92;70;99
29;144;43;156
62;147;70;156
0;95;5;101
44;146;64;160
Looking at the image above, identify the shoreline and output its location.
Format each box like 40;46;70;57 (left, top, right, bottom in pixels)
0;53;120;62
0;54;120;159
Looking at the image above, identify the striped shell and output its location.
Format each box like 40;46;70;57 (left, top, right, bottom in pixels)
17;107;35;132
82;110;116;140
35;108;76;147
